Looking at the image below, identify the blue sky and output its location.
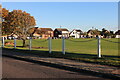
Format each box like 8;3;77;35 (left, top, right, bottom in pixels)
2;2;118;32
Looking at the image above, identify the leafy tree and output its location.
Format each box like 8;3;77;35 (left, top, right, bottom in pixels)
0;5;2;23
100;28;111;38
2;8;9;20
0;5;2;34
82;32;87;35
110;31;114;34
0;5;1;18
1;8;9;35
2;9;36;46
109;31;115;38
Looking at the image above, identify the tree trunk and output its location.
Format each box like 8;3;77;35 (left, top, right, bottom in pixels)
22;39;26;47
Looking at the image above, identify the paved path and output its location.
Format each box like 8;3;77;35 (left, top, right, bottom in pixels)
2;49;120;79
3;56;106;79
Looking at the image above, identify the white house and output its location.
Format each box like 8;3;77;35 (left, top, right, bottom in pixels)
115;30;120;38
69;29;83;38
54;28;69;38
115;35;120;38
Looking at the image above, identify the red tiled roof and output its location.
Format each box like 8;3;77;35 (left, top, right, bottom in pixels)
38;28;53;31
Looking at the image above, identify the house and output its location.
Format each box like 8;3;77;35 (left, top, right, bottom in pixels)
69;29;83;38
1;33;18;40
38;28;54;39
115;30;120;38
87;29;100;38
2;33;18;40
8;33;18;39
0;35;7;40
54;28;69;38
87;30;96;38
33;28;54;39
30;27;41;38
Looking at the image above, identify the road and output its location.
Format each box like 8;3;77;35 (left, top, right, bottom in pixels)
2;56;109;79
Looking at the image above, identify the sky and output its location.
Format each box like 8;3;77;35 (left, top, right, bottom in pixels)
2;2;118;32
1;0;119;2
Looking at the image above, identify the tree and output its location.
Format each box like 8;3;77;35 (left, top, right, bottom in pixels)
0;5;2;34
0;5;2;24
100;28;110;38
2;8;9;19
0;5;1;13
1;8;9;35
109;31;115;38
2;9;36;47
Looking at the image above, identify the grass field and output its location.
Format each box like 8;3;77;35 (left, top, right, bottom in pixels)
4;38;119;56
3;38;120;67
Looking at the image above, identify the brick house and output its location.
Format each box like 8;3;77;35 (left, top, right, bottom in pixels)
33;28;54;39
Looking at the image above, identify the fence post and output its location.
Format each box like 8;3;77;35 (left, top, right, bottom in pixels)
14;37;16;49
62;37;65;54
2;37;4;47
48;37;52;53
97;37;101;58
29;37;32;50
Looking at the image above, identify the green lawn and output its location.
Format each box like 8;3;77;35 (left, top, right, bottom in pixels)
3;38;120;67
4;38;119;56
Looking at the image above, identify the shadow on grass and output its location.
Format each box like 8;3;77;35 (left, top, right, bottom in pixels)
2;47;120;67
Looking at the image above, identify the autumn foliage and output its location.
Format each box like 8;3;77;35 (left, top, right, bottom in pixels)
2;8;9;35
0;5;1;35
2;8;36;46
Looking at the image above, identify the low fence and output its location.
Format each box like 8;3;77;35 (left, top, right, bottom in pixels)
65;38;98;56
1;37;120;58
